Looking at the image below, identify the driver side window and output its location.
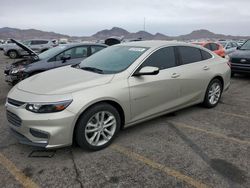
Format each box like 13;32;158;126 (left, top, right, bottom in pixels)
55;46;88;61
139;47;176;70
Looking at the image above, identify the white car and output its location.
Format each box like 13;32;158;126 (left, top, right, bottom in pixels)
6;41;231;150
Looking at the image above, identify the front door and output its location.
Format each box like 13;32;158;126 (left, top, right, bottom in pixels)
128;46;181;122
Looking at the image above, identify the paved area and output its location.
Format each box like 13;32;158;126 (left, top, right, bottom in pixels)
0;51;249;188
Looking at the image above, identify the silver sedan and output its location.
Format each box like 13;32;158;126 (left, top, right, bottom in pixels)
6;41;231;150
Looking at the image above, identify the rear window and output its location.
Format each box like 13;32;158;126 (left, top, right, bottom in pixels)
178;46;203;64
201;50;212;60
31;40;48;45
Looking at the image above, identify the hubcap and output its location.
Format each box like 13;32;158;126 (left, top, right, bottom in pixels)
208;82;221;105
85;111;116;146
9;52;16;58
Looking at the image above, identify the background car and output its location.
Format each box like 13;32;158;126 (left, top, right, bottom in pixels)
4;39;107;85
6;41;230;150
0;39;14;50
229;39;250;76
218;41;238;55
193;41;226;57
3;39;58;59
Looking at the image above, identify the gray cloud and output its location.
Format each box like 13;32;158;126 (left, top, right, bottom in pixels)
0;0;250;36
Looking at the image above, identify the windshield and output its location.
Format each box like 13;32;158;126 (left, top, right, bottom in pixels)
240;40;250;50
79;46;148;74
38;45;67;60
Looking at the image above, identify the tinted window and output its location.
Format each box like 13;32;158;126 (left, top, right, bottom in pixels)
210;43;219;51
91;46;106;55
201;50;212;60
55;46;88;60
31;40;48;45
140;47;176;70
178;46;202;64
204;44;211;50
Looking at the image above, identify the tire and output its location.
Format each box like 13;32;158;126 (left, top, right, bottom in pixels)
75;103;121;151
8;50;18;59
203;79;222;108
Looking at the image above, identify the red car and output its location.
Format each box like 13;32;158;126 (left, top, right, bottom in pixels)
193;42;225;58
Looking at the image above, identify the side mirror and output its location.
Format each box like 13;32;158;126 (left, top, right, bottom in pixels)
134;66;160;76
61;55;71;62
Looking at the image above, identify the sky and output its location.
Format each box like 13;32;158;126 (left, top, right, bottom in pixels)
0;0;250;36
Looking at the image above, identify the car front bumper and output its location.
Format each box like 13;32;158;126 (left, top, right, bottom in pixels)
6;104;76;149
231;63;250;73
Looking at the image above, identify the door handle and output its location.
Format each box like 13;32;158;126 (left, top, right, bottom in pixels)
171;73;180;78
203;66;210;70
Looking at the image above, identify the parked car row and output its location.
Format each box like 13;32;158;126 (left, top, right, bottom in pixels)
5;40;231;150
3;39;59;59
4;39;107;85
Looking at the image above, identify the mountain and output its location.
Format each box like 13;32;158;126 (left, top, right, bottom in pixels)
92;27;130;39
0;27;71;40
0;27;249;41
177;29;245;40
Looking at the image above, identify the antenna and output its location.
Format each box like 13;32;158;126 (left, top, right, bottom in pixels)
143;17;146;31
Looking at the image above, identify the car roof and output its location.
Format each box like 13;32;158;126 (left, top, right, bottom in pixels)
118;40;197;48
60;43;107;48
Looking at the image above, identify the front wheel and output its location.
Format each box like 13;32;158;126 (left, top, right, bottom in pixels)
75;103;120;151
203;79;222;108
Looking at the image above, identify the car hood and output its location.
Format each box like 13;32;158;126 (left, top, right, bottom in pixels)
10;39;39;58
17;66;114;95
230;50;250;58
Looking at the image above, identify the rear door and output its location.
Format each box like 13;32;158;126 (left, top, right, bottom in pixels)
176;46;213;104
128;46;181;122
52;46;89;68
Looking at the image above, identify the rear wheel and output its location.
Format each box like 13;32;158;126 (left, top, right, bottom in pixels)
75;103;120;151
203;79;222;108
8;50;18;59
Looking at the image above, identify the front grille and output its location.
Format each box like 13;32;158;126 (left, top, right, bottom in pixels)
6;111;22;127
231;58;250;64
7;98;25;107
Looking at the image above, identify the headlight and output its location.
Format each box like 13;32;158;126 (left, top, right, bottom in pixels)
25;100;72;113
11;67;26;74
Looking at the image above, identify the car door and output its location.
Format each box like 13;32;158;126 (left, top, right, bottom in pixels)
128;46;181;122
176;46;213;104
53;46;89;68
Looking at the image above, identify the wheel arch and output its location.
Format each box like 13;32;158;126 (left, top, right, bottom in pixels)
72;99;126;143
211;75;224;91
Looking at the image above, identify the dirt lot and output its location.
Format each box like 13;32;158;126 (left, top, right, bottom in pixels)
0;51;249;188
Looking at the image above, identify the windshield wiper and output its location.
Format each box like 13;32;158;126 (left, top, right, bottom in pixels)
80;66;103;74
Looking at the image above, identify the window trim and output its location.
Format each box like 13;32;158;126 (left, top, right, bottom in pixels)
177;46;210;65
132;46;178;76
48;45;89;62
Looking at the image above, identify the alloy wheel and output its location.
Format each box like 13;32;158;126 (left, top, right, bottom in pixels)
208;82;221;105
85;111;116;146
